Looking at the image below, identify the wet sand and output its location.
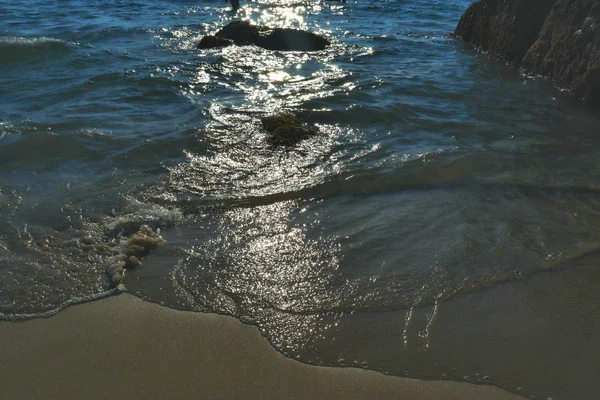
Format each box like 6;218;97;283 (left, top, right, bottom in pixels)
0;294;525;400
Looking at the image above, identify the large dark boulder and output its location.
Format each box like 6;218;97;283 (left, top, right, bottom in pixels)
455;0;600;106
198;21;330;51
455;0;556;64
522;0;600;104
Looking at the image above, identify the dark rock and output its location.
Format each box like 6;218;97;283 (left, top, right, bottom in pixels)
197;35;234;49
215;20;263;44
455;0;600;105
199;21;330;51
256;28;330;51
455;0;556;64
522;0;600;104
261;114;316;146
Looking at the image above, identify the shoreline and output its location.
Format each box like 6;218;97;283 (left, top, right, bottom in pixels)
0;293;525;399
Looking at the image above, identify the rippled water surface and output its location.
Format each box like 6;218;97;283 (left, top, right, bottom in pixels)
2;1;600;399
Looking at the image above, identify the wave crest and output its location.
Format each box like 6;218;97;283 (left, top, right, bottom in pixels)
0;36;72;62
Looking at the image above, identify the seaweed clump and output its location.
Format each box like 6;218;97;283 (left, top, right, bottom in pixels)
105;225;165;287
261;114;316;146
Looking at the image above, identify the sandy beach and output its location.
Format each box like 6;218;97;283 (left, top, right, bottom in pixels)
0;294;525;400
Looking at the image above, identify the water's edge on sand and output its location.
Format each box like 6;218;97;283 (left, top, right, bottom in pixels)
0;293;525;400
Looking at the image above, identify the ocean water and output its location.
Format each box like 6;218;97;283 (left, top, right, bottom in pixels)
2;0;600;398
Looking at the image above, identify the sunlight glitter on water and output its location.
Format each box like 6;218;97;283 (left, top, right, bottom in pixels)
4;0;600;398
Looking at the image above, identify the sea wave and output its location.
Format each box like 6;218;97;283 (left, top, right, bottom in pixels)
0;36;72;62
0;35;70;48
0;288;121;322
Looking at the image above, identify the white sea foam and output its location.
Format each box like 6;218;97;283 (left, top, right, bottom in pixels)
0;122;12;140
0;288;122;321
0;36;70;47
105;196;184;234
77;128;112;137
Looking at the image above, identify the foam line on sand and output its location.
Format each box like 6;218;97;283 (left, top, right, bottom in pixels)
0;294;526;399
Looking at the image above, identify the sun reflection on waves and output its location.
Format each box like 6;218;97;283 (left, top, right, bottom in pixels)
264;70;291;82
197;43;353;112
233;0;324;31
170;200;343;353
161;101;372;201
155;0;475;356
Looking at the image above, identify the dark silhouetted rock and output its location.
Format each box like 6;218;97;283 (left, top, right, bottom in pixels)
257;28;330;51
455;0;600;105
198;21;330;51
261;114;316;146
197;35;234;49
215;20;263;43
455;0;556;64
522;0;600;104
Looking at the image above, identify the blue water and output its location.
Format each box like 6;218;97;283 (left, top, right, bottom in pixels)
2;1;600;398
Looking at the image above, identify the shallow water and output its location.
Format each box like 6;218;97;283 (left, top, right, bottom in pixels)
2;0;600;398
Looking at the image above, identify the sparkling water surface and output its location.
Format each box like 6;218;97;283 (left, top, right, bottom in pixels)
2;1;600;399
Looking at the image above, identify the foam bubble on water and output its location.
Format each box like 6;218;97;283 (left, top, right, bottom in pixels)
76;128;112;137
0;121;20;140
0;288;121;321
0;191;184;318
102;197;181;286
105;196;183;234
105;224;166;287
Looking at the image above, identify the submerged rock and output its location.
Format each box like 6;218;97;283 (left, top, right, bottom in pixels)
261;114;316;146
198;20;330;51
454;0;600;105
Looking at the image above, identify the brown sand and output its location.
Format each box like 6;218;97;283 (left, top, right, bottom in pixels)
0;294;525;400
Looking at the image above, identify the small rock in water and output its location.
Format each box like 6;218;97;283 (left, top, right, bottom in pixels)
198;20;330;51
261;114;316;146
